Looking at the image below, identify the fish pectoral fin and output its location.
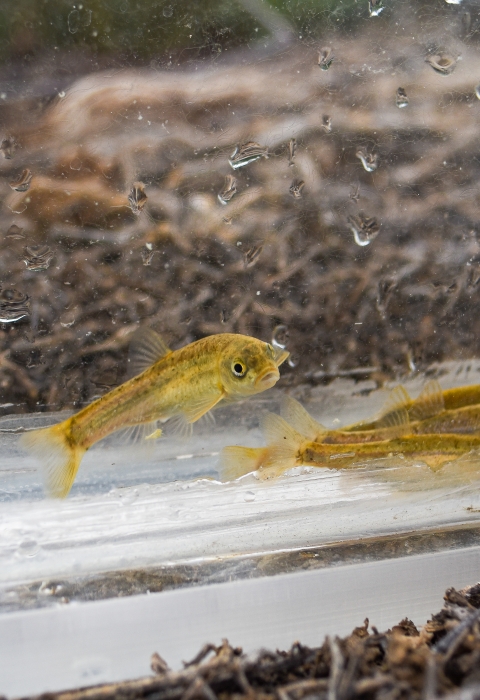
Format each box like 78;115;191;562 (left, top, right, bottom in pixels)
127;327;172;378
409;379;445;421
181;391;225;424
280;395;326;440
374;385;411;429
376;407;410;436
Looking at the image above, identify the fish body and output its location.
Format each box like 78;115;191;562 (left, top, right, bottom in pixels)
21;331;288;497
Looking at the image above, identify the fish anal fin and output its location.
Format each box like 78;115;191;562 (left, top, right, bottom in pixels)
262;412;306;448
127;328;172;378
107;421;162;447
409;380;445;421
280;395;326;440
165;414;194;440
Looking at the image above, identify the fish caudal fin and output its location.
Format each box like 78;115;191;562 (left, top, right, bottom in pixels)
20;421;85;498
219;446;267;480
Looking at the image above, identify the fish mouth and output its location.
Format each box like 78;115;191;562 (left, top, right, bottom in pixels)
255;367;280;389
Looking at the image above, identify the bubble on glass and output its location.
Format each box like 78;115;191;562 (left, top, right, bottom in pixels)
163;5;173;17
272;324;289;350
288;354;299;369
444;0;462;4
68;7;92;34
222;216;233;225
23;244;54;271
321;115;332;133
350;184;360;203
475;84;480;100
229;142;268;170
396;87;409;108
244;490;256;502
318;47;334;71
9;169;32;193
244;242;264;268
141;243;155;266
356;149;378;173
0;288;31;323
376;278;397;318
1;136;17;159
289;179;305;199
218;174;237;205
347;212;381;246
368;0;384;17
5;224;25;239
426;51;457;76
17;539;40;558
288;138;297;166
128;182;147;215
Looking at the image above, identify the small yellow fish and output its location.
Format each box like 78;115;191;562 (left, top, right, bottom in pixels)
21;330;289;498
220;413;480;481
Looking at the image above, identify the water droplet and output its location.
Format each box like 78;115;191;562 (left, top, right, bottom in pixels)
244;490;256;502
17;539;39;558
0;288;30;323
475;84;480;100
218;174;237;205
288;353;299;368
321;115;332;133
229;142;268;169
350;184;360;202
244;242;264;268
163;5;173;17
356;149;378;172
426;51;457;76
128;182;147;215
289;179;305;199
347;212;381;246
368;0;384;17
5;224;25;239
68;7;92;34
445;0;462;4
141;244;155;266
222;216;233;225
288;137;296;166
272;324;289;350
1;136;17;160
376;278;397;318
9;169;32;193
318;47;334;71
395;87;409;108
23;244;54;271
58;90;66;99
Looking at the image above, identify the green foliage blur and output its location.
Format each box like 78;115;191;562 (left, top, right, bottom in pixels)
0;0;362;65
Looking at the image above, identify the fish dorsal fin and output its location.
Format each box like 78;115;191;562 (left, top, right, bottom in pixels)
409;380;445;421
262;412;305;447
280;395;326;440
376;407;410;437
127;328;172;378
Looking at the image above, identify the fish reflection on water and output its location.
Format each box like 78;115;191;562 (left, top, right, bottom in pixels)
21;330;289;498
220;380;480;482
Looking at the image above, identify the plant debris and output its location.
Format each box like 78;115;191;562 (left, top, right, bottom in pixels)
16;584;480;700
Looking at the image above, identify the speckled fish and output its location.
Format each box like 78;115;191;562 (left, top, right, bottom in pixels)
21;330;289;498
220;412;480;482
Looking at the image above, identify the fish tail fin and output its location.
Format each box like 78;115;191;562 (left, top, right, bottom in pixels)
20;420;85;498
219;446;267;481
280;395;326;440
260;412;304;473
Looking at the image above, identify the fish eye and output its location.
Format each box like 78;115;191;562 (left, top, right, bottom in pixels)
232;360;247;377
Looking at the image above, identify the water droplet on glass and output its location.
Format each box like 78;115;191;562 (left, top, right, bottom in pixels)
466;257;480;291
5;224;25;239
445;0;462;4
321;115;332;133
318;47;334;71
23;244;54;271
1;136;17;159
368;0;384;17
376;278;397;318
347;212;381;246
244;242;264;268
356;150;378;172
395;87;409;108
58;90;66;99
426;51;457;76
9;169;32;192
0;288;30;323
17;539;39;558
141;243;155;266
244;490;256;502
288;137;296;166
222;216;233;225
229;142;268;170
218;174;237;205
163;5;173;17
272;324;289;350
350;184;360;203
475;84;480;100
288;354;299;368
68;7;92;34
128;182;147;215
289;179;305;199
